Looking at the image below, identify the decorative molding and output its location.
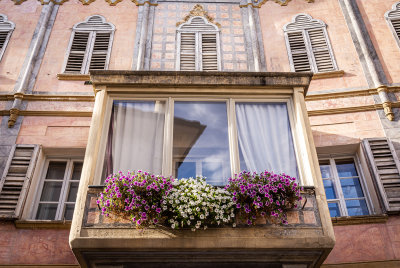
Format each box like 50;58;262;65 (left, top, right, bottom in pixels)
1;110;93;117
7;108;19;127
176;4;221;28
0;93;94;102
240;0;314;8
305;86;400;101
312;70;345;80
132;0;158;6
331;214;388;226
57;73;91;81
15;220;72;229
383;101;395;121
308;101;400;117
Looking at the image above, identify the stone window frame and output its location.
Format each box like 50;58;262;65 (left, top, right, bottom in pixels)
62;15;115;74
32;158;83;221
319;155;374;217
385;2;400;50
0;14;15;62
176;16;222;71
283;13;338;73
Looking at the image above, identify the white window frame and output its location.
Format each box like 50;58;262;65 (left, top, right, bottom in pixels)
176;16;221;71
62;15;115;74
99;95;302;185
0;14;15;62
283;13;338;73
32;158;83;220
385;2;400;50
319;155;373;217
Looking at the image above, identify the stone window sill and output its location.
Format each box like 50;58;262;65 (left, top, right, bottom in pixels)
14;220;71;229
312;70;345;80
57;73;90;81
331;214;388;226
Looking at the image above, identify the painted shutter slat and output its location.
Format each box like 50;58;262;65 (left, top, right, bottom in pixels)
89;32;111;70
391;19;400;39
0;145;40;219
201;33;218;71
287;32;311;72
308;28;335;72
0;31;9;50
363;138;400;212
65;32;90;73
180;32;196;71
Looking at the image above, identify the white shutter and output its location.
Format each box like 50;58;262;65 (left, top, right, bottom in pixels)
391;18;400;40
201;33;218;71
0;145;40;219
287;32;311;72
89;32;111;71
180;32;196;71
0;15;15;62
65;31;91;73
363;138;400;213
307;28;335;72
0;31;9;50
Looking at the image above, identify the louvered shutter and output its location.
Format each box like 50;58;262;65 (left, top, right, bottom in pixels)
391;18;400;40
180;32;196;71
0;31;9;51
65;31;90;73
0;145;40;219
363;138;400;213
201;33;218;71
307;28;335;72
89;32;111;70
287;32;311;72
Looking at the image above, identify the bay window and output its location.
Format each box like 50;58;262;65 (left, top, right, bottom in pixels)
103;98;298;186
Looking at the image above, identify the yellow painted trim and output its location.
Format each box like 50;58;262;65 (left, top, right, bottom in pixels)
312;70;345;80
15;220;71;229
305;86;400;101
331;214;388;226
0;110;92;117
239;0;314;8
0;94;94;102
131;0;158;6
57;73;91;81
322;260;400;268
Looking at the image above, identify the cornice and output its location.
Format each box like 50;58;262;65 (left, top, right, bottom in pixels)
239;0;314;8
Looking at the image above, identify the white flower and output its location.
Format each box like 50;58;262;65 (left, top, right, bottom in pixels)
190;215;194;220
171;224;176;229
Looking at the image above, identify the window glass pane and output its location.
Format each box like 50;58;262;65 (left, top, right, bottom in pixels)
40;182;62;201
176;161;196;179
36;203;58;220
236;103;298;178
109;101;165;175
173;102;230;185
328;202;341;217
319;164;331;179
323;179;337;200
71;162;82;180
340;178;365;199
67;182;79;202
346;199;369;216
335;159;358;178
45;162;67;180
64;204;75;220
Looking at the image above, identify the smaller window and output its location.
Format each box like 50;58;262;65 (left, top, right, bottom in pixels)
63;15;114;74
283;14;337;73
0;14;15;62
34;159;83;220
319;157;370;217
385;2;400;49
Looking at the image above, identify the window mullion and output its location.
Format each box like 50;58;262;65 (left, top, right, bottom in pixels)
196;32;201;71
163;97;174;177
227;98;240;177
303;29;317;73
83;31;96;74
330;158;347;216
56;160;73;220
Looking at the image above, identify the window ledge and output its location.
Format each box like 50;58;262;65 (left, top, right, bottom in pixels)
57;73;90;81
312;70;345;80
331;214;388;226
14;220;71;229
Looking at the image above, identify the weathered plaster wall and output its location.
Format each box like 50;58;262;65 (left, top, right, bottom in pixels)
0;0;42;93
0;222;78;265
356;0;400;85
33;0;138;93
259;0;368;93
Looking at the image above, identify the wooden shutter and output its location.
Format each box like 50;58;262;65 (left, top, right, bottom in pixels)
307;28;335;72
287;32;311;72
201;33;218;71
391;18;400;40
0;31;9;51
65;31;90;73
180;32;196;71
0;145;40;219
363;138;400;213
89;32;111;71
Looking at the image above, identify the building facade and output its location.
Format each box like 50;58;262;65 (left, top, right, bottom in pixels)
0;0;399;267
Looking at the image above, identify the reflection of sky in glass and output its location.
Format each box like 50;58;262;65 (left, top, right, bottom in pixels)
346;199;368;216
320;165;331;179
328;203;340;217
336;161;358;177
340;178;364;199
173;102;230;185
323;179;337;199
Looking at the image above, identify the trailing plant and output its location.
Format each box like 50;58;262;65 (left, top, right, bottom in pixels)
165;177;235;231
97;170;174;228
225;171;302;225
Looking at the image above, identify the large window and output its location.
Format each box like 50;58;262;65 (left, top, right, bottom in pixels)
63;15;114;74
0;14;15;62
385;2;400;49
320;157;370;217
104;99;298;186
34;159;83;220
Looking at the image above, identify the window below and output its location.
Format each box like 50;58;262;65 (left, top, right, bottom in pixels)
104;99;298;186
320;157;370;217
34;159;83;220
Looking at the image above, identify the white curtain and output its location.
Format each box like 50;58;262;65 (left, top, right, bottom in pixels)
112;101;165;174
236;103;298;178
